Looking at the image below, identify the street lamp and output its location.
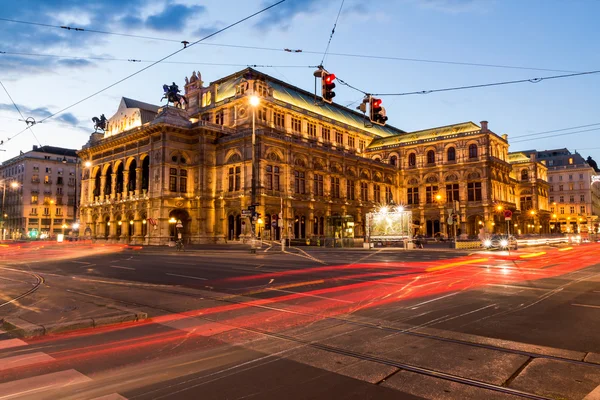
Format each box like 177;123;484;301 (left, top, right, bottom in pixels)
249;95;260;238
257;217;264;238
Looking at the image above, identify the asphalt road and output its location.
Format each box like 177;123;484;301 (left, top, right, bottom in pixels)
1;244;600;399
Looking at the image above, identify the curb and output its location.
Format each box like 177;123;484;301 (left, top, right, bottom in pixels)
1;310;148;338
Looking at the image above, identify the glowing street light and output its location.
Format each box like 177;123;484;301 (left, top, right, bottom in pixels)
85;161;92;168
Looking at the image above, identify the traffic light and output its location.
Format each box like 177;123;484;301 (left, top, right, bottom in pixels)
356;96;369;113
321;72;336;104
369;97;388;126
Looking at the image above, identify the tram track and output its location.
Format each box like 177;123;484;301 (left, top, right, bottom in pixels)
0;266;44;308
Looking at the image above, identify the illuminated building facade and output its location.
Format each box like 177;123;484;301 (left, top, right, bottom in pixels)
0;146;79;239
78;68;548;244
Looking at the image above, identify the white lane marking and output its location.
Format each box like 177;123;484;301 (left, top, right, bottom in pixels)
165;261;198;266
90;394;128;400
70;261;91;264
0;369;91;399
268;288;354;303
165;273;207;280
410;292;460;309
572;303;600;309
268;278;274;284
108;265;135;270
79;264;97;268
0;338;28;350
0;352;55;372
487;284;548;291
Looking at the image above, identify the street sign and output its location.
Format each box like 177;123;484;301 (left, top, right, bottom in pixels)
242;210;253;216
176;219;183;228
248;205;256;211
504;210;513;221
447;208;454;215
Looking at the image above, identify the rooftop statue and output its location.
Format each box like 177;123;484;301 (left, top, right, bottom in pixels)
162;82;188;109
92;114;107;132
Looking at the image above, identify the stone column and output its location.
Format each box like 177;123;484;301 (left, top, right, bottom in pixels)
123;170;130;197
100;176;107;199
136;168;142;196
111;173;117;199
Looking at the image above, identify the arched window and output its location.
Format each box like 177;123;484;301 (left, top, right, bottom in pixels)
426;150;435;164
447;147;456;162
390;156;397;166
521;169;529;181
468;144;478;159
408;153;416;167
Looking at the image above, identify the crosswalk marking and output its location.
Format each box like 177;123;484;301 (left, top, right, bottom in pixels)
0;369;91;399
0;352;55;372
0;339;28;350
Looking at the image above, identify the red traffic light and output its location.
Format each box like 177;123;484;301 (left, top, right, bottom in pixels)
324;73;336;84
372;98;382;108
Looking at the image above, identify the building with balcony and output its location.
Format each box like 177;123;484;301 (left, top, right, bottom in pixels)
78;68;540;245
0;145;79;238
528;148;600;234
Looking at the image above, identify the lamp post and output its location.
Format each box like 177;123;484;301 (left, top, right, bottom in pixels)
1;181;19;240
249;95;260;238
169;217;176;241
529;210;536;234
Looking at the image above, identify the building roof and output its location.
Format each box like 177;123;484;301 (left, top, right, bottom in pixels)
210;68;405;138
367;121;482;149
508;152;531;163
122;97;160;113
1;145;78;166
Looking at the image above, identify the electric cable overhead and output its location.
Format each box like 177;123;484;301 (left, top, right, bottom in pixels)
4;0;286;134
0;50;317;68
0;16;578;73
320;0;345;66
511;122;600;139
510;127;600;144
0;79;42;146
371;69;600;97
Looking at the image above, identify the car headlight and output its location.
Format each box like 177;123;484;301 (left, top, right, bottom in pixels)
500;239;508;247
483;239;492;247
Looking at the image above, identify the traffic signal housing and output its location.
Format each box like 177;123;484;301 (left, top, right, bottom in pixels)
321;72;336;104
369;97;388;126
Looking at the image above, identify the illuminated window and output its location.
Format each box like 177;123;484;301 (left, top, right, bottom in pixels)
313;174;323;196
426;150;435;164
307;122;316;137
346;179;355;200
408;153;416;167
266;165;280;191
294;170;305;194
407;187;419;204
468;144;478;159
447;147;456;162
373;184;381;203
560;207;564;214
384;186;392;203
361;182;368;202
291;117;301;133
425;185;438;203
331;177;340;198
569;158;573;164
348;136;355;148
274;112;285;128
468;182;482;201
446;184;459;202
31;194;38;204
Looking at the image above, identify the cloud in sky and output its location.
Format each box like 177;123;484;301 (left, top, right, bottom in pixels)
416;0;492;13
254;0;322;30
0;103;81;127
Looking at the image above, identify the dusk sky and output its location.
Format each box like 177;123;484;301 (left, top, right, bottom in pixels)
1;0;599;163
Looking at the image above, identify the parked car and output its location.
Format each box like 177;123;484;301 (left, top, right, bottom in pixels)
483;235;518;250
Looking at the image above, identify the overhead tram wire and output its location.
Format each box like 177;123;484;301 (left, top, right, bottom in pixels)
0;17;578;74
320;0;345;67
510;122;600;139
510;127;600;144
370;69;600;97
8;0;287;130
0;50;317;68
0;79;42;146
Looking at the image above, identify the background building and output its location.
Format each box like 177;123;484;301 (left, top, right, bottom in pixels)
0;146;80;239
78;68;548;245
530;149;600;235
